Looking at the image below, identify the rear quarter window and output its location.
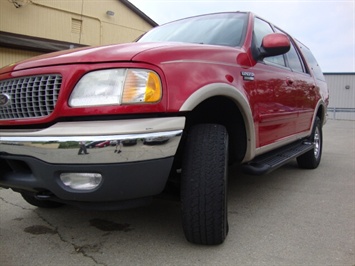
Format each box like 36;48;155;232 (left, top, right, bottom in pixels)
297;42;325;81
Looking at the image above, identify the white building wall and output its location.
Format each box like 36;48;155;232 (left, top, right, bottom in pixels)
324;73;355;120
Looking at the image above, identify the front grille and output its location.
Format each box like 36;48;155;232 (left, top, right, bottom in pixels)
0;74;62;120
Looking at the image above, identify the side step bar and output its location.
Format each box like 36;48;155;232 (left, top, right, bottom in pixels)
242;140;314;175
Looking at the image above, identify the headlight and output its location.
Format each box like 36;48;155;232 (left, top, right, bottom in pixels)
69;68;162;107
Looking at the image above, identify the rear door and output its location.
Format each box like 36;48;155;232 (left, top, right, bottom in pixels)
277;32;317;134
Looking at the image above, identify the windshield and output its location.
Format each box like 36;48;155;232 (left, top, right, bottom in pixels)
138;13;248;47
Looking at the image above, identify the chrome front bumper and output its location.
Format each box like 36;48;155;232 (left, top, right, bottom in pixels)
0;117;185;164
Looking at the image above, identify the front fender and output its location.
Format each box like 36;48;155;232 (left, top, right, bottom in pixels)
179;83;256;162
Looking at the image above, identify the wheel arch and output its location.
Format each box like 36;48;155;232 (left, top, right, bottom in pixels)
316;100;327;126
308;100;327;137
179;83;256;163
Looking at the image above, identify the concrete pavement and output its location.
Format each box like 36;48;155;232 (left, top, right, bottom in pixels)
0;119;354;265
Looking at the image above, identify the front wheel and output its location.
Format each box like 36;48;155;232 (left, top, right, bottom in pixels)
181;124;229;245
297;117;323;169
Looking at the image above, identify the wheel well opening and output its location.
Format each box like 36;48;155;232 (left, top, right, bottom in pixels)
317;106;325;124
184;96;247;164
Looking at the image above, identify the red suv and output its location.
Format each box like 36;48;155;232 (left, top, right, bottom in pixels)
0;12;328;245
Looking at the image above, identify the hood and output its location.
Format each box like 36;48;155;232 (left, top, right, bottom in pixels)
0;42;173;74
0;42;249;75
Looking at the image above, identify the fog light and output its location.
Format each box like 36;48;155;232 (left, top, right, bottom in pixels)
60;173;102;190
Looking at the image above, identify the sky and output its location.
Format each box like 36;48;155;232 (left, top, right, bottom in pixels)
128;0;355;73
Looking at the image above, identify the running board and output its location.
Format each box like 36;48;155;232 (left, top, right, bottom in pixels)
242;141;314;175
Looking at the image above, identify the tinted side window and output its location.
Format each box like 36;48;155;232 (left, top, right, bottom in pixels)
254;18;285;67
287;42;305;73
298;41;325;81
274;27;305;72
254;18;274;47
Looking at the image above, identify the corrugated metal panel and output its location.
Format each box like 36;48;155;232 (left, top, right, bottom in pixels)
324;73;355;120
0;47;42;68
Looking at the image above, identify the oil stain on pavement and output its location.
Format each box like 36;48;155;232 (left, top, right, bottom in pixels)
24;225;57;235
89;218;133;232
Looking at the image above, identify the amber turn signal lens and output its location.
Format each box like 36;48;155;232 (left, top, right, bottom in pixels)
122;70;161;104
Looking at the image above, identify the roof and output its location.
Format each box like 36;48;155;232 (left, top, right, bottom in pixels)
324;73;355;75
119;0;158;27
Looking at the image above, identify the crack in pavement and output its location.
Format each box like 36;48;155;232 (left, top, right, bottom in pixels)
73;243;106;266
0;195;33;211
34;210;108;266
0;194;107;266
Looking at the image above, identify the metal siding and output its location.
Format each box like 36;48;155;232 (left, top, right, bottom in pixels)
101;24;146;44
325;74;355;120
0;47;42;68
0;1;101;46
0;0;155;66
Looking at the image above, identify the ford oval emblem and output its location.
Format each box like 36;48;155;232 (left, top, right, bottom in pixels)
0;93;11;107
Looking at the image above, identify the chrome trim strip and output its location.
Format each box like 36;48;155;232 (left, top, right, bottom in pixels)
0;130;182;143
0;130;182;164
0;117;185;164
0;117;185;137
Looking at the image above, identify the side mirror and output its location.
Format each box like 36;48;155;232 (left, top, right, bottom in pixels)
259;33;290;59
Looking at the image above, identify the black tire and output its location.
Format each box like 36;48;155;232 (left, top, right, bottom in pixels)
181;124;228;245
297;117;323;169
21;193;64;208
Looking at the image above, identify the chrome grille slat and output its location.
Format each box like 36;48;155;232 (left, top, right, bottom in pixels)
0;74;62;120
